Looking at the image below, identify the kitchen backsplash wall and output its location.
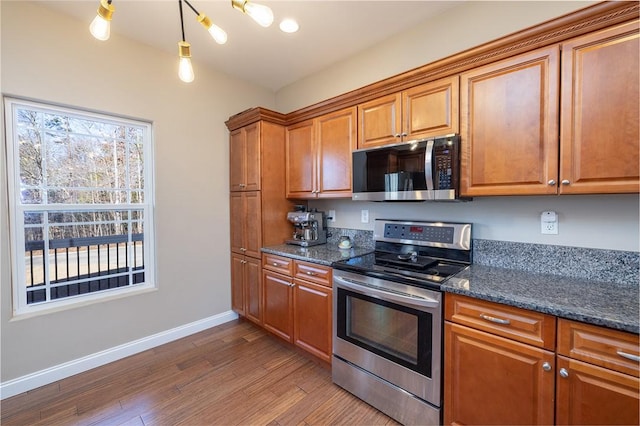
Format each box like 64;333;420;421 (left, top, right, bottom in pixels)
328;227;639;285
327;227;374;249
473;239;639;285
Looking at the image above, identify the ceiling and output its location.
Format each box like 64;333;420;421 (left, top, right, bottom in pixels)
37;0;463;91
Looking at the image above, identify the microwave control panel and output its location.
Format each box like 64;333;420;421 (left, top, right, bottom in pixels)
433;139;459;190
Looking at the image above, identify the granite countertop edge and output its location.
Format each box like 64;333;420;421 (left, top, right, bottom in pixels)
262;244;639;335
261;244;374;266
443;265;639;334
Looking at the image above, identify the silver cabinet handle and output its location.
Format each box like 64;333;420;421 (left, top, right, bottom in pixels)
542;362;552;372
306;271;316;276
289;283;296;287
239;183;246;188
394;133;401;138
401;132;408;137
479;313;511;325
548;179;556;186
617;350;640;362
272;262;280;267
561;179;570;185
559;368;569;378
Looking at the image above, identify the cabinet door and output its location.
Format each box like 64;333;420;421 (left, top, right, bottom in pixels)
262;270;293;343
293;279;332;363
229;122;260;192
229;192;262;258
285;120;316;198
229;192;245;254
243;191;262;259
230;253;245;315
444;322;555;425
245;256;262;325
358;93;402;149
229;128;245;192
316;107;357;197
460;46;560;196
403;76;459;140
559;20;639;194
556;355;640;425
244;122;261;192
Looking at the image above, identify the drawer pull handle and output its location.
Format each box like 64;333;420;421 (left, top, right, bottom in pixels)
559;368;569;378
306;271;316;276
616;350;640;362
272;262;280;267
480;314;511;325
542;362;552;372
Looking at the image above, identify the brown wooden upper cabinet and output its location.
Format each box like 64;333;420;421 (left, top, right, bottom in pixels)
357;76;459;149
230;122;260;192
286;107;357;199
460;45;560;196
461;19;639;197
559;20;639;194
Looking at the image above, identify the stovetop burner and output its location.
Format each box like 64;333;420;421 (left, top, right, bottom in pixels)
331;219;472;290
375;252;439;271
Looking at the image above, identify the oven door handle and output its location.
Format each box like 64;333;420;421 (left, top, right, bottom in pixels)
334;276;440;309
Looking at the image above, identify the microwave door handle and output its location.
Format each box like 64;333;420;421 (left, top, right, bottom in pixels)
335;276;440;309
424;139;434;190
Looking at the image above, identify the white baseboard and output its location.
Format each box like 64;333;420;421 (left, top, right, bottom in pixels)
0;310;239;400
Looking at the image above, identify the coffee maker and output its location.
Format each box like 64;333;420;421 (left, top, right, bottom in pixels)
286;209;327;247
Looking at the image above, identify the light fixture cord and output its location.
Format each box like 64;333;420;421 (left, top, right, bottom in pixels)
182;0;200;16
178;0;186;42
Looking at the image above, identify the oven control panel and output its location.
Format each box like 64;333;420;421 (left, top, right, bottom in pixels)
374;219;471;250
384;224;454;244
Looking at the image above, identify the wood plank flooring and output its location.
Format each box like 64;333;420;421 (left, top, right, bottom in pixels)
1;319;398;425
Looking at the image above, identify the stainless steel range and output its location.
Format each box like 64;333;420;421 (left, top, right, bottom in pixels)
332;219;472;425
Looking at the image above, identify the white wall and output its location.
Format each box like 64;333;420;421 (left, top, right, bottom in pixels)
275;1;599;112
1;1;274;384
279;0;639;253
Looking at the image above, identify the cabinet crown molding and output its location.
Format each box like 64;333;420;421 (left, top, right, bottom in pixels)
228;1;639;127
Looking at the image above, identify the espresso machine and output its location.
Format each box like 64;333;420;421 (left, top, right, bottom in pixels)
286;210;327;247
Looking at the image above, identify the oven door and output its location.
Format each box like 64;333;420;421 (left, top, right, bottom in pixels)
333;269;442;406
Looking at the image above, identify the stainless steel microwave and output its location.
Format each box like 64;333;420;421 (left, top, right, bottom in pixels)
352;134;464;201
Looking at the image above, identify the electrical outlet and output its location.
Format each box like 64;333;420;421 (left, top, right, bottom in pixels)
541;211;558;235
361;209;369;223
328;209;336;223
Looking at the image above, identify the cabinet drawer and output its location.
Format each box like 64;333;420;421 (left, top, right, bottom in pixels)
558;319;640;377
262;254;293;275
445;294;556;350
293;260;332;287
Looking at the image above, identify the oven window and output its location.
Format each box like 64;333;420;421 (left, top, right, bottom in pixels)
337;288;432;376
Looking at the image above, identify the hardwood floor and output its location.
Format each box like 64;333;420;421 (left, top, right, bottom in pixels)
1;319;398;425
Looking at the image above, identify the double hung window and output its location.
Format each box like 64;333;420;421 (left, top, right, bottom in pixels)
4;97;155;315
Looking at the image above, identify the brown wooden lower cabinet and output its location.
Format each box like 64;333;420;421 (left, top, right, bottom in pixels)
230;252;261;325
444;322;555;425
556;355;639;425
293;279;332;363
262;270;294;342
444;294;640;425
262;256;333;363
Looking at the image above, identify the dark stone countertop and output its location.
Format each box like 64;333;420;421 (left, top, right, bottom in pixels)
261;244;373;266
262;244;639;335
444;265;639;334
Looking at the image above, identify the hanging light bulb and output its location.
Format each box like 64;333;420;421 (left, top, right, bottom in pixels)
197;14;228;44
231;0;274;28
89;0;115;41
178;41;195;83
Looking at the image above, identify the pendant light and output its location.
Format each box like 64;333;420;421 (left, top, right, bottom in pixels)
89;0;115;41
231;0;274;28
177;0;195;83
89;0;277;82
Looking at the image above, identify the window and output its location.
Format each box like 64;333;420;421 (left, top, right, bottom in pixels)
4;97;155;315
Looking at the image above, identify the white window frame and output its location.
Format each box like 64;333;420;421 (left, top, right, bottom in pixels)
4;97;156;316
